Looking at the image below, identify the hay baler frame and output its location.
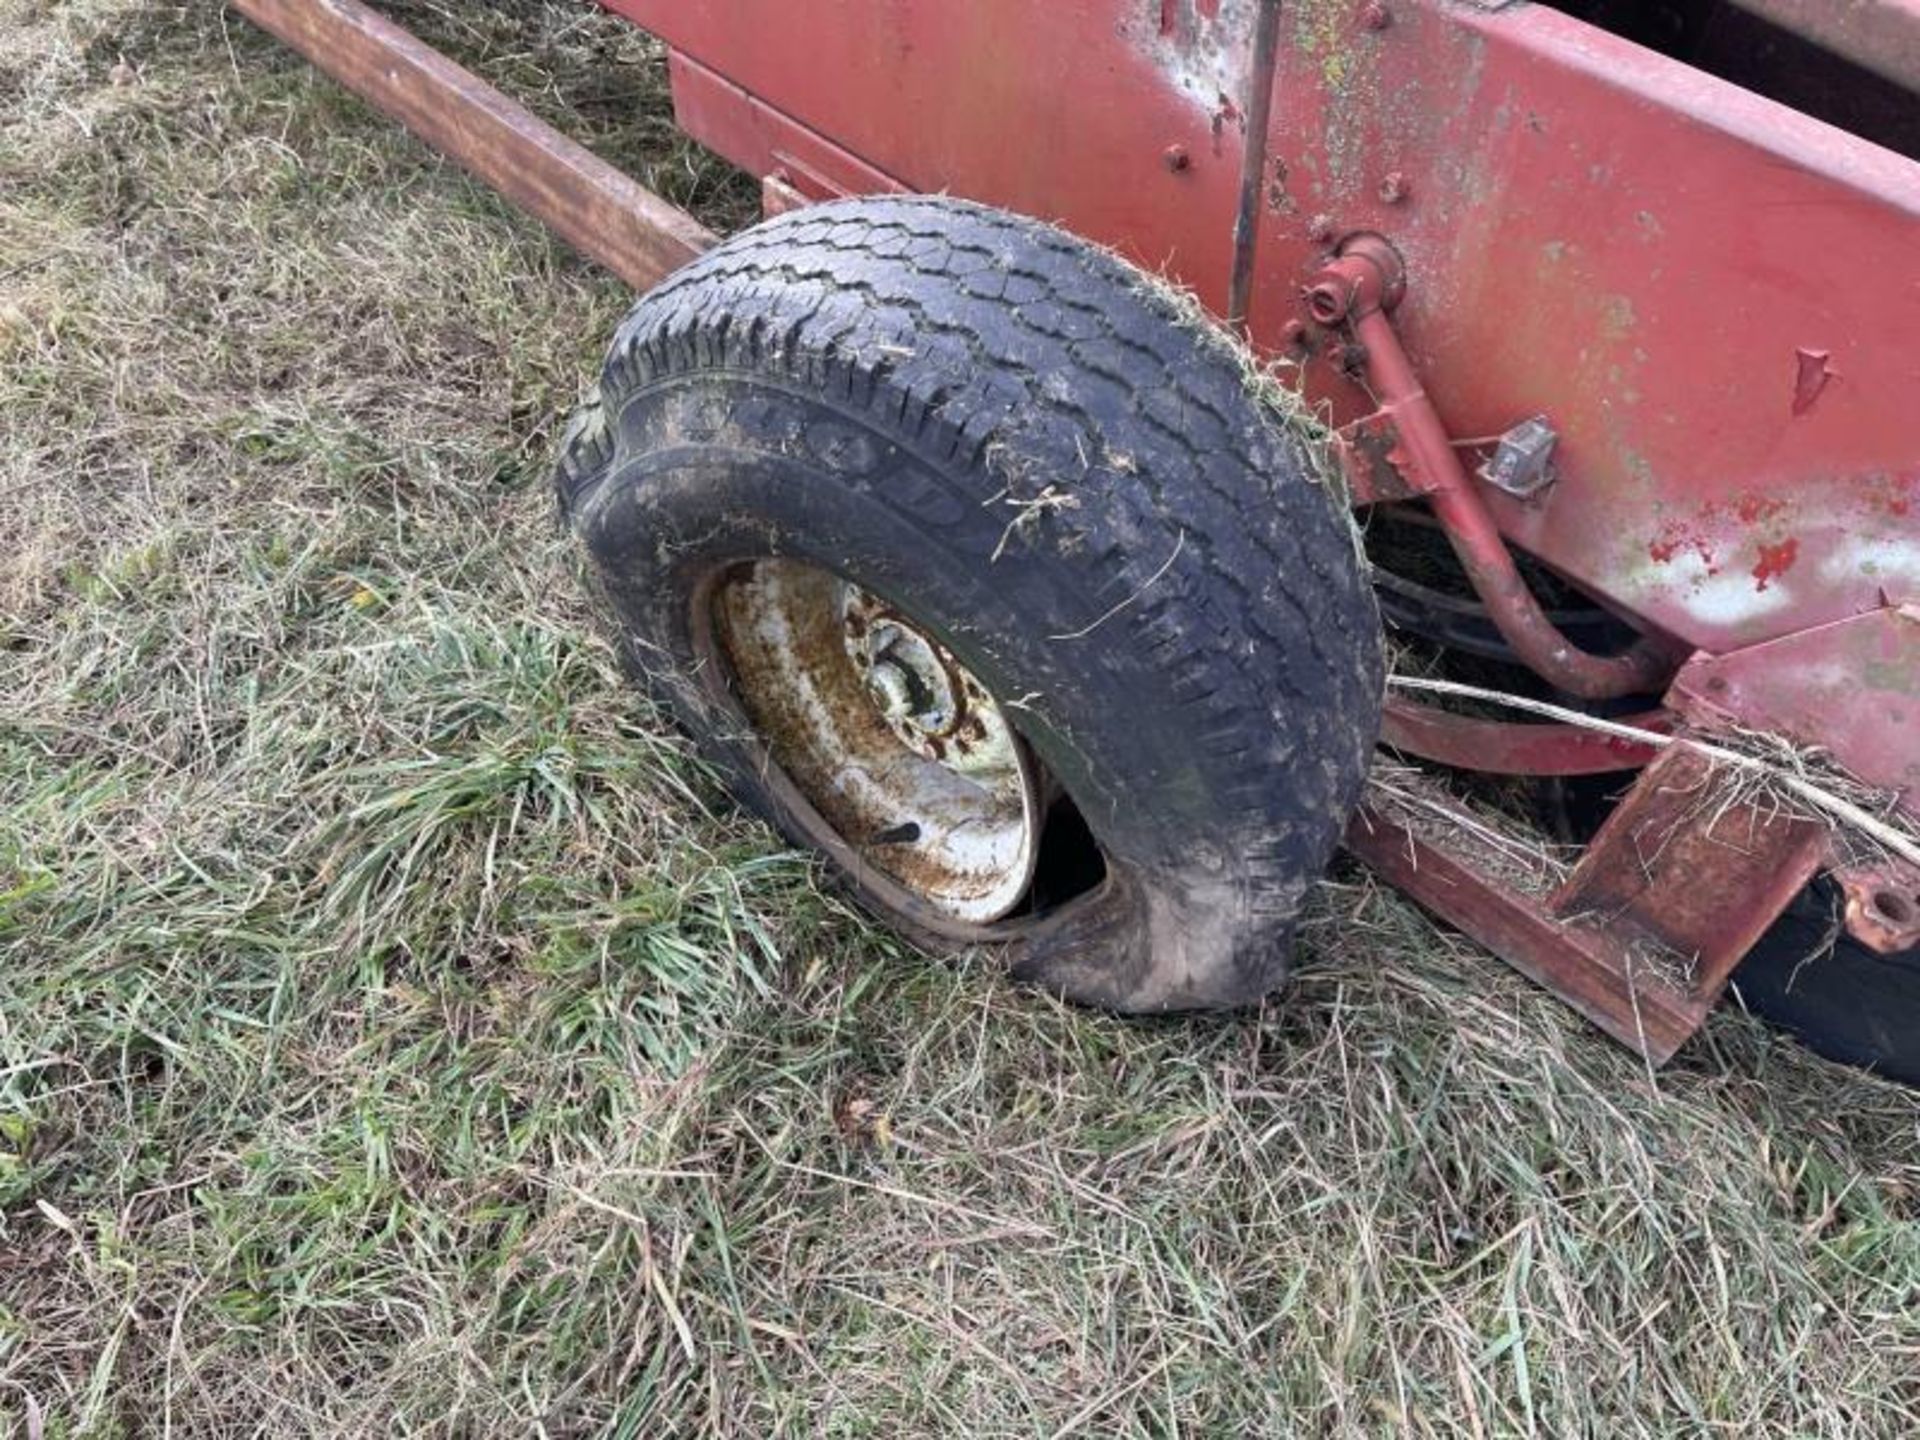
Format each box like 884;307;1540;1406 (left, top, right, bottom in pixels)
232;0;1920;1067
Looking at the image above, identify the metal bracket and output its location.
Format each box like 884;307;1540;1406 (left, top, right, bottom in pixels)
1478;415;1559;498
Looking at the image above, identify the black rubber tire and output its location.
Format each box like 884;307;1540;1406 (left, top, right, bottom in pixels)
1731;882;1920;1085
555;195;1382;1011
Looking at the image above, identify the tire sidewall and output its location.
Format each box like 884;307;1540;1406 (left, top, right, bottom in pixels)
575;375;1243;897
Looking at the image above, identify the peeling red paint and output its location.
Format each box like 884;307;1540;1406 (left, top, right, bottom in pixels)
1753;537;1800;590
1649;523;1715;568
1733;493;1786;525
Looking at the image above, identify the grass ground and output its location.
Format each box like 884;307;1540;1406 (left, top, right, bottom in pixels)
3;2;1919;1435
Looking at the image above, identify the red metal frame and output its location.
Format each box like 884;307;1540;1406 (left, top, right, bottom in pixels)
621;10;1917;622
1349;743;1830;1063
231;0;1920;1064
1380;697;1666;777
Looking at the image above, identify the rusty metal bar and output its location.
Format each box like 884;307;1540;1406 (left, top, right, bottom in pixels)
229;0;717;290
1225;0;1284;332
1350;744;1830;1063
1725;0;1920;96
1346;805;1710;1062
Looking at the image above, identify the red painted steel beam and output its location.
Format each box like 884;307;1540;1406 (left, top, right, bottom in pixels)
230;0;716;290
1380;696;1666;776
1346;806;1709;1062
1351;745;1830;1062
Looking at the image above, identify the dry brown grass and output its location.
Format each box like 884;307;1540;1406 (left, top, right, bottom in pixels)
4;2;1920;1436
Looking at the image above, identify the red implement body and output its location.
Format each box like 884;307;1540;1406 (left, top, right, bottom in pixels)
233;0;1920;1071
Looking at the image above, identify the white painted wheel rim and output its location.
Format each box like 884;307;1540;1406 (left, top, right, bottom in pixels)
711;560;1041;924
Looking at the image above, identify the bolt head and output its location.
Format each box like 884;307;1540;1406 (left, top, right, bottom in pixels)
1379;172;1410;204
1307;213;1337;244
1162;144;1191;173
1363;2;1392;30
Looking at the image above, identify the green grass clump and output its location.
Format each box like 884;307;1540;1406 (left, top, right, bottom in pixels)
3;2;1919;1435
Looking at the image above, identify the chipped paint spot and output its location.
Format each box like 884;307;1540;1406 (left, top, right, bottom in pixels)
1648;522;1717;572
1752;538;1799;591
1134;0;1262;127
1792;347;1837;416
1655;549;1797;627
1733;492;1785;525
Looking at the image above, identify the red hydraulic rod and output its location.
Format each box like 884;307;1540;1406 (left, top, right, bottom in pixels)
1306;238;1675;701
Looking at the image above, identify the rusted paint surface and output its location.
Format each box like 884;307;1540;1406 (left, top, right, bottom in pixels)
1672;604;1920;819
1833;859;1920;954
231;0;716;290
1226;0;1285;329
1346;798;1709;1064
714;561;1041;924
611;0;1920;663
1330;415;1422;505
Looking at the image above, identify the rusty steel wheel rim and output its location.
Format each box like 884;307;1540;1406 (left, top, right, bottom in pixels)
709;560;1043;925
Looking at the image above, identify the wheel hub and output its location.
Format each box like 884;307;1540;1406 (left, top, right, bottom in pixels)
710;560;1041;925
853;614;957;742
